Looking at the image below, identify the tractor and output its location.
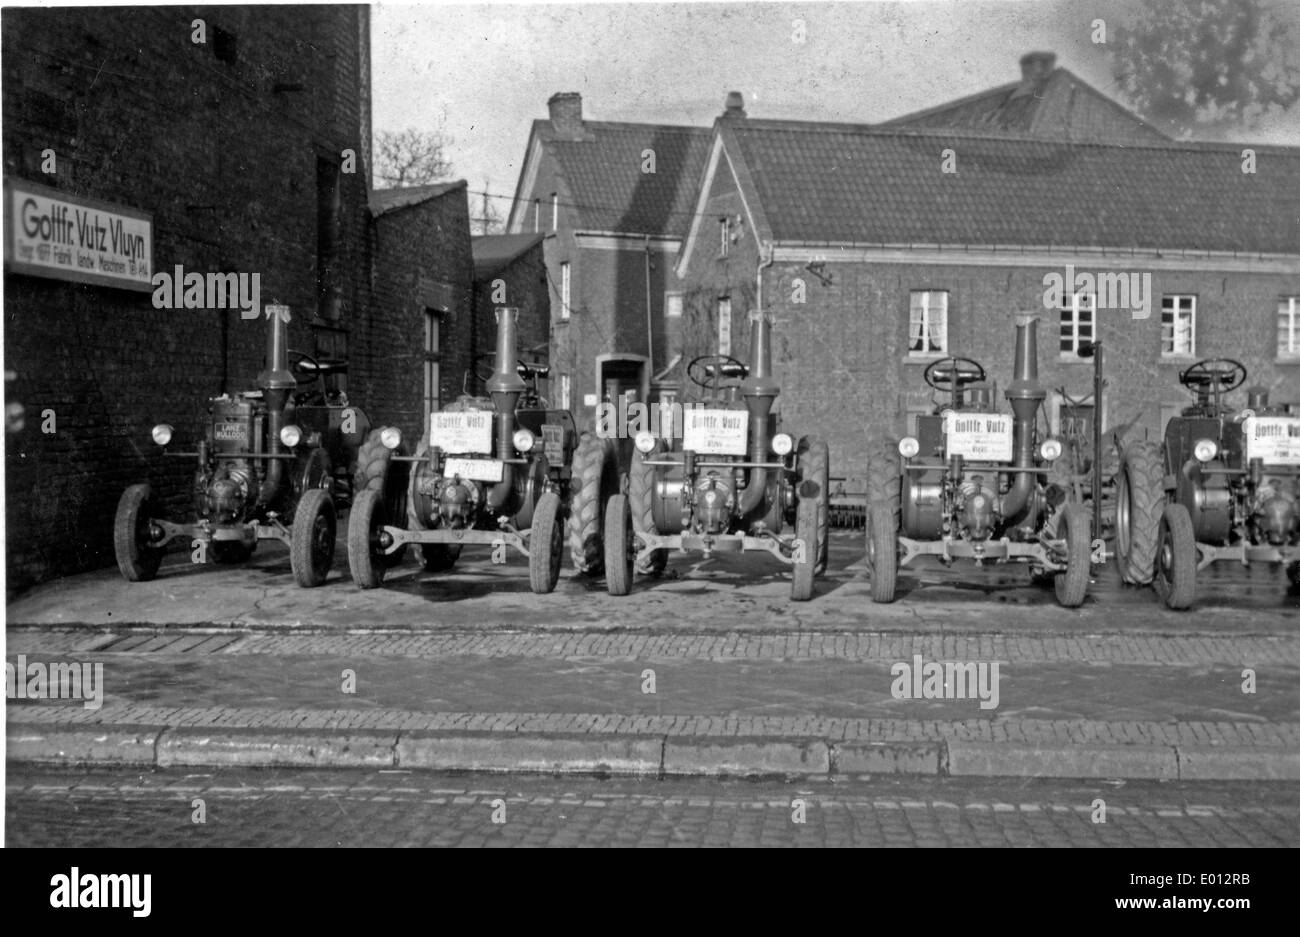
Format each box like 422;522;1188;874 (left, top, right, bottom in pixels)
864;313;1092;607
346;306;576;593
596;311;829;601
1116;358;1300;609
113;305;391;587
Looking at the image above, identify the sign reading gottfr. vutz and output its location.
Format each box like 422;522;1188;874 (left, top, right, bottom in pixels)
4;179;153;291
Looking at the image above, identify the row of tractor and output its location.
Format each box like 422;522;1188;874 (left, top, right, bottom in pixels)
113;304;1300;607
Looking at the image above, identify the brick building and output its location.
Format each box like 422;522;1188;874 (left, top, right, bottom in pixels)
506;92;709;429
2;5;473;589
471;232;550;394
673;115;1300;485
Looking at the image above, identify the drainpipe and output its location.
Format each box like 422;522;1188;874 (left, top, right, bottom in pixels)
737;244;777;516
644;235;654;381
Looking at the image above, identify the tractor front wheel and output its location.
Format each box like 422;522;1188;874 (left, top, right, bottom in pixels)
1115;441;1164;585
796;436;830;575
1054;503;1091;608
114;484;164;582
290;488;336;587
529;490;564;594
348;488;391;589
1154;503;1196;610
867;505;898;603
791;495;819;601
603;493;633;596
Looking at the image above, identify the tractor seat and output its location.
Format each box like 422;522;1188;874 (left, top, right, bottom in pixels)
519;363;550;379
714;363;748;379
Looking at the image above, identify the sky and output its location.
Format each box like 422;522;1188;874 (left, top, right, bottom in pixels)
370;0;1300;209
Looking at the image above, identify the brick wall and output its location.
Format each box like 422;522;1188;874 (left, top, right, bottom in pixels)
472;241;551;399
2;5;376;589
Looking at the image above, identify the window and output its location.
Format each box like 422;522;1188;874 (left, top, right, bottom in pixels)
1161;295;1196;357
424;310;442;421
718;297;732;355
1059;293;1095;356
560;262;571;320
908;290;948;356
533;199;540;234
551;193;558;231
558;373;571;410
1278;297;1300;360
665;292;683;319
719;218;730;258
315;157;342;320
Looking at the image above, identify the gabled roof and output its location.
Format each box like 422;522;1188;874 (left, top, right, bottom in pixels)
472;233;545;281
881;67;1169;145
699;119;1300;255
370;180;467;217
513;120;710;238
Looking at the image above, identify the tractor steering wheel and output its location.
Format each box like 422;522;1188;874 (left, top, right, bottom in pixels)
923;356;987;392
288;349;324;386
687;354;748;392
474;352;531;387
1181;358;1247;395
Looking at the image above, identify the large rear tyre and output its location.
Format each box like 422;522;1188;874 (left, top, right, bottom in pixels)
568;433;617;575
347;488;390;589
796;436;830;575
865;437;901;524
114;484;163;582
867;505;898;603
628;448;667;576
353;427;399;494
603;493;633;596
1154;503;1196;610
1054;503;1091;608
791;495;819;601
1115;441;1164;585
290;488;336;588
529;491;564;594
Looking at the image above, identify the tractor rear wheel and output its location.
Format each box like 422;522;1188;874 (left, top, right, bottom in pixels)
569;433;617;575
629;448;667;576
212;541;254;564
353;428;398;494
796;436;830;575
529;490;564;594
865;438;901;523
1154;503;1196;610
114;484;164;582
290;488;336;588
867;505;898;603
1115;441;1164;585
1054;503;1091;608
347;488;390;589
603;493;633;596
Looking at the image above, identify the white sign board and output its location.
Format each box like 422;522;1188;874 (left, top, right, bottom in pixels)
430;411;493;454
944;412;1014;462
443;457;504;482
1244;416;1300;466
5;180;152;291
683;408;748;456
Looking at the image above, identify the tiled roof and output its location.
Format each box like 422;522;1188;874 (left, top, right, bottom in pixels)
370;181;466;216
472;233;544;281
543;121;711;237
881;68;1169;145
722;121;1300;253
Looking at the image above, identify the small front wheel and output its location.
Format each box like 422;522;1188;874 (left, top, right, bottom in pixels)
291;488;336;588
1054;503;1091;608
114;484;163;582
348;488;389;589
791;495;819;601
603;493;633;596
866;505;898;603
1154;502;1196;610
529;491;564;594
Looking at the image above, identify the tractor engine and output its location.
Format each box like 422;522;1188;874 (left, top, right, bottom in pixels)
196;397;261;523
1250;479;1299;545
692;471;736;534
956;476;998;540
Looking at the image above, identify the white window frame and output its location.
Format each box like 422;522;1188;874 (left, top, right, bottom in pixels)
1278;296;1300;360
560;262;571;321
551;193;558;231
719;218;730;258
665;291;683;319
908;290;948;358
1161;294;1196;358
424;310;442;423
558;373;571;410
1059;292;1096;358
718;297;732;355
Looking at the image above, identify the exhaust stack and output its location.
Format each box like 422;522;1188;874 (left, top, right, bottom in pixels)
738;312;781;516
486;307;525;510
1001;313;1046;523
256;306;295;506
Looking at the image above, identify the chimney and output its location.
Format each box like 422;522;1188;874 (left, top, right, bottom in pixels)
1017;51;1056;90
547;92;583;138
723;91;747;119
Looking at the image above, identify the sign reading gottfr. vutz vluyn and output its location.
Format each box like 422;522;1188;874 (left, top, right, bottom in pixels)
4;179;153;291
